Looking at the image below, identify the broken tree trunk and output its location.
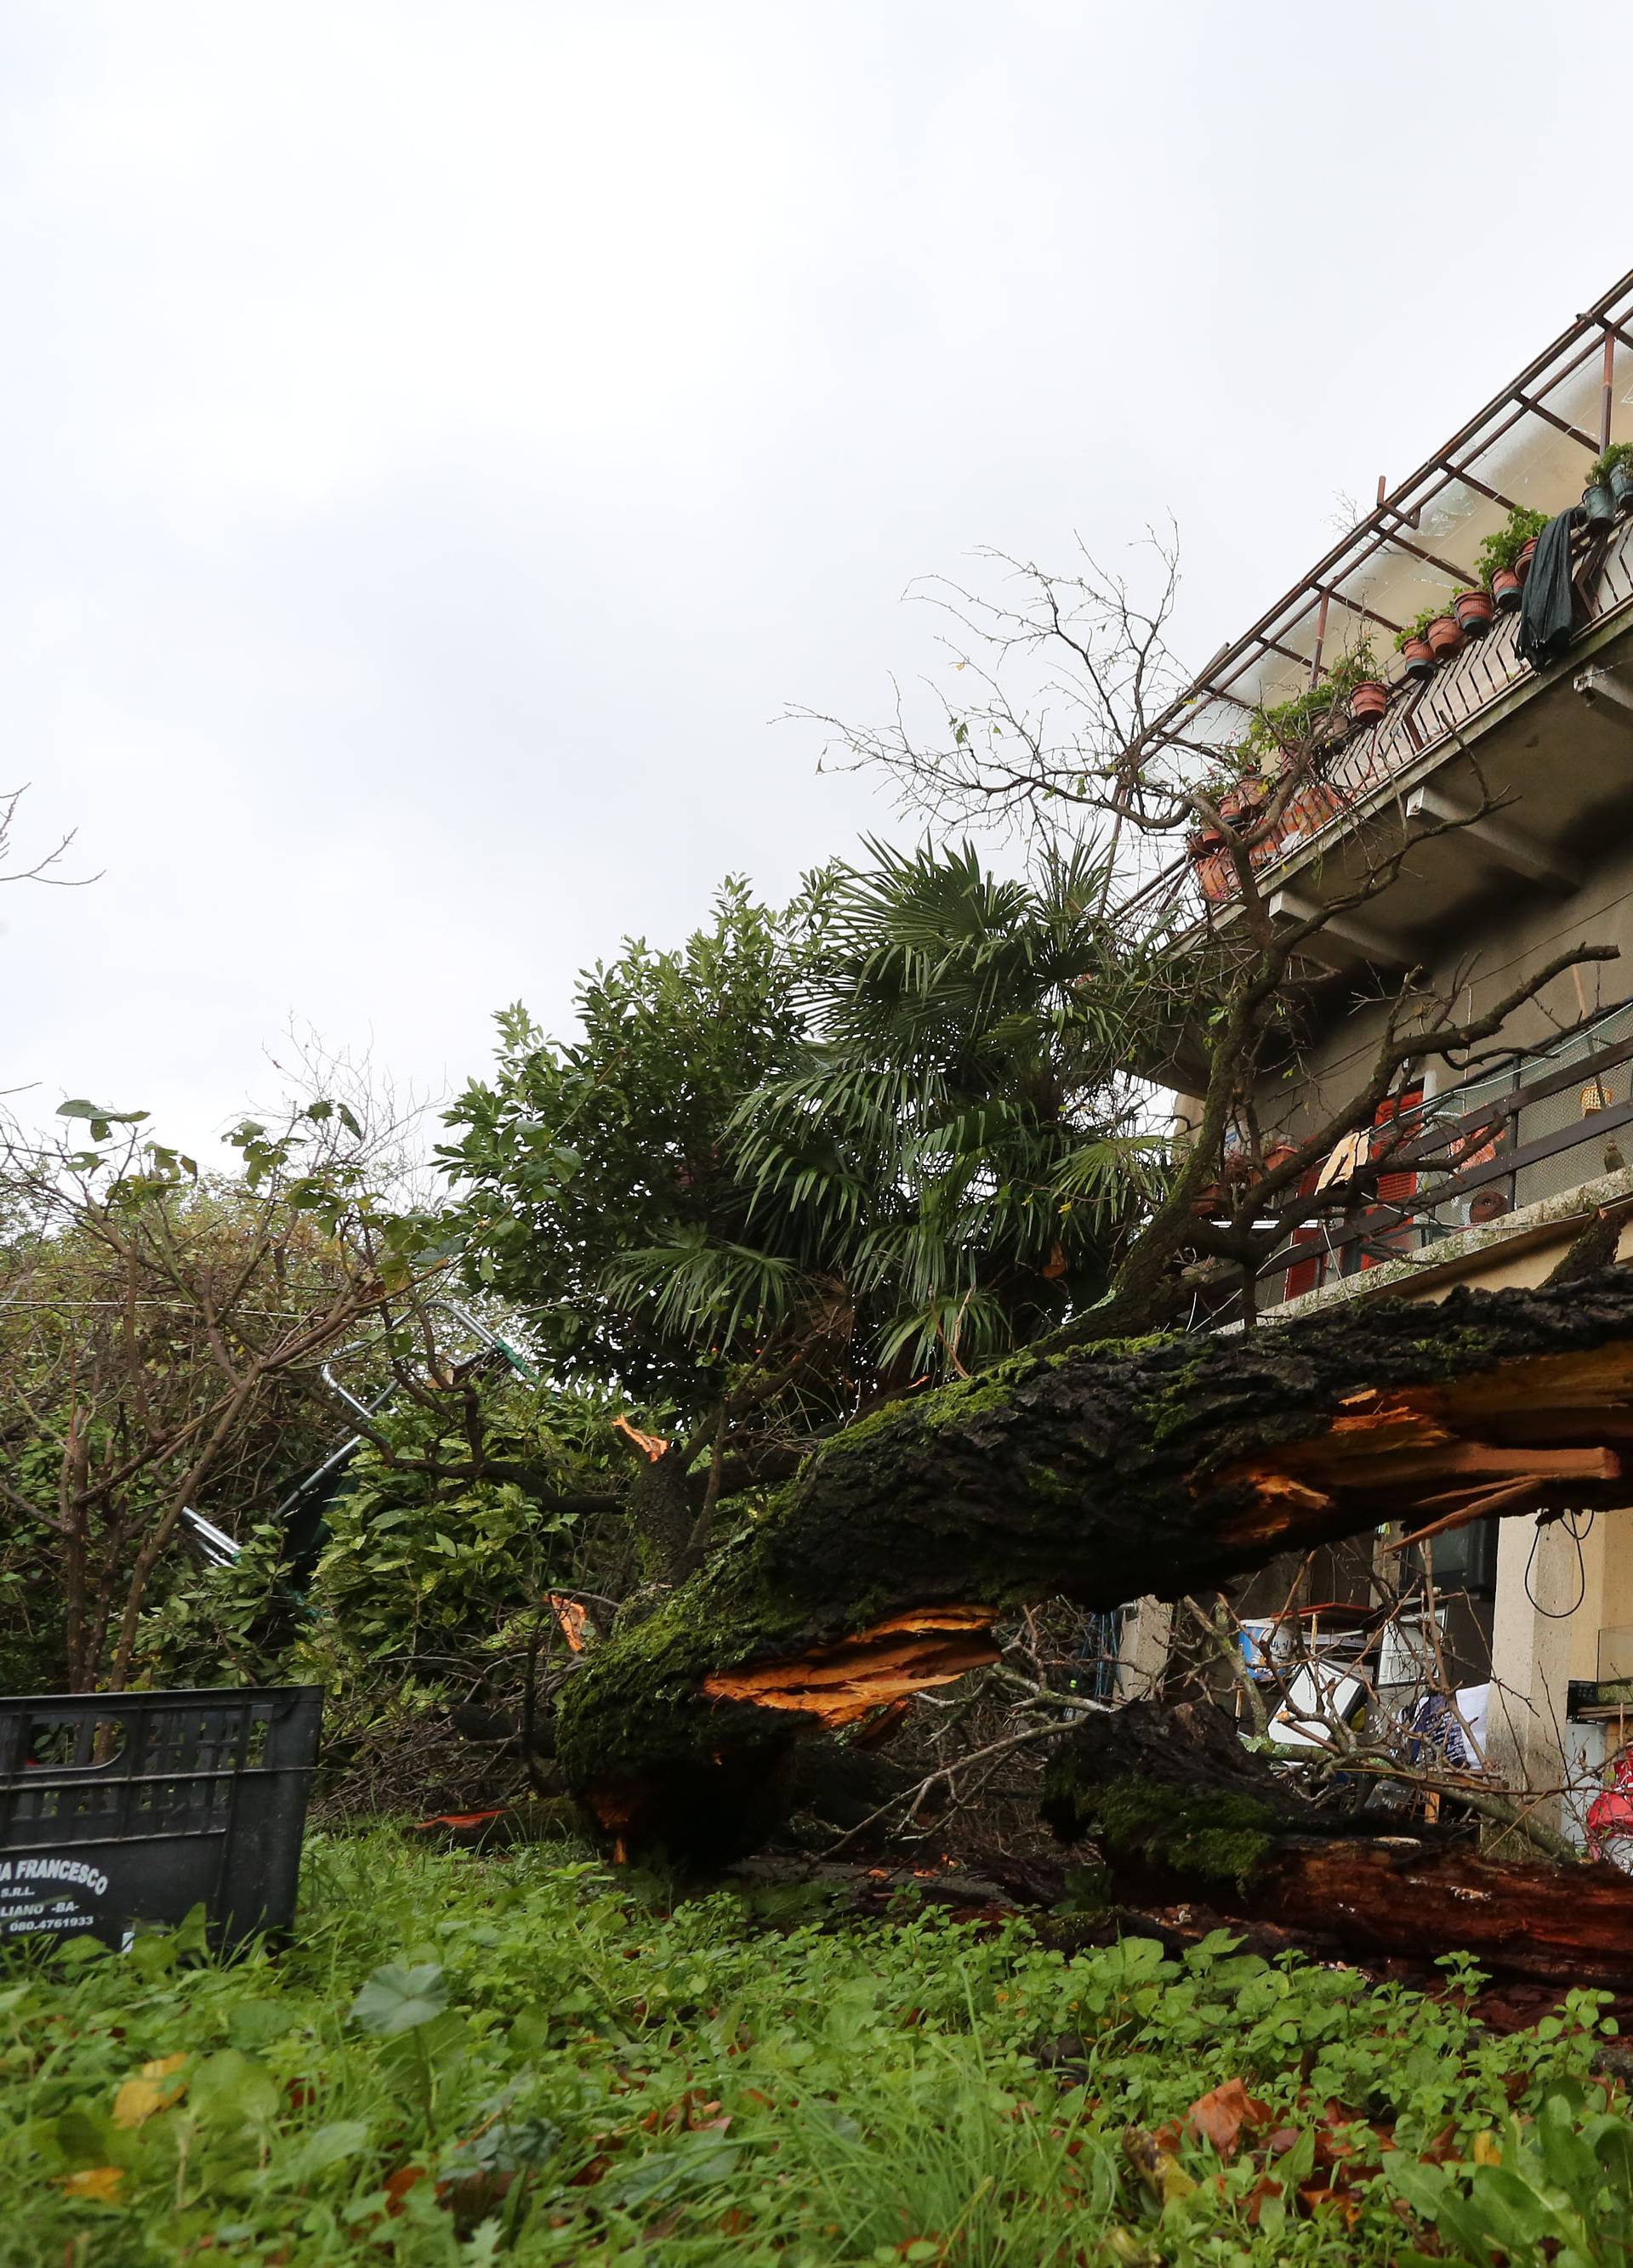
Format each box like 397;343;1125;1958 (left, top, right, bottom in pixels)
1044;1698;1633;1993
556;1268;1633;1862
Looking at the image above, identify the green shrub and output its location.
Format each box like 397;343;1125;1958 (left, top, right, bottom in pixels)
3;1834;1626;2265
1476;505;1550;588
1238;642;1376;773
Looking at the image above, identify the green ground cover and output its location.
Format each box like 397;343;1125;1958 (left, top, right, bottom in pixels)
4;1832;1632;2266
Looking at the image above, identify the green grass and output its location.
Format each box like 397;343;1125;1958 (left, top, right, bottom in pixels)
3;1829;1632;2265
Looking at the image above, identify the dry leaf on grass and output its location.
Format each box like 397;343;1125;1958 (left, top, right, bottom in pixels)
112;2053;189;2129
58;2167;124;2203
1185;2077;1272;2157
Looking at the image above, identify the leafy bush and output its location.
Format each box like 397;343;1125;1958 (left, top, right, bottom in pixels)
3;1834;1627;2264
1237;643;1377;772
1477;506;1550;588
1395;603;1454;651
298;1381;623;1679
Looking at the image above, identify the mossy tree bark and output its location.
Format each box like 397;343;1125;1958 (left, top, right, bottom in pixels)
1044;1698;1633;1992
556;1270;1633;1863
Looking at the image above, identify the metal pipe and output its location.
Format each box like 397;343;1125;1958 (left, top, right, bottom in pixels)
1375;519;1481;590
1307;591;1329;688
1435;460;1520;513
1514;389;1600;453
1603;332;1617;456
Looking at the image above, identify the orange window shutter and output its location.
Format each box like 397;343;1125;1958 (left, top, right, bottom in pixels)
1372;1086;1423;1206
1283;1163;1324;1299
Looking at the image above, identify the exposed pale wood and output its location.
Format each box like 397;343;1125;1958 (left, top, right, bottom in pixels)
1220;1366;1627;1554
703;1606;999;1729
1382;1476;1560;1555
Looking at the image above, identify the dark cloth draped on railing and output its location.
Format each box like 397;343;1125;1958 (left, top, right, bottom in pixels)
1517;505;1584;671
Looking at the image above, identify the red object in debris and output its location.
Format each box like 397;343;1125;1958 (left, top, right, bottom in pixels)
546;1591;592;1651
413;1809;508;1833
1587;1752;1633;1862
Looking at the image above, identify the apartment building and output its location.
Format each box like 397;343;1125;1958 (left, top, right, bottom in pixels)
1124;270;1633;1839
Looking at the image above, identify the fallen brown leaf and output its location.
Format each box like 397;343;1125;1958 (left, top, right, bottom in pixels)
1186;2078;1273;2158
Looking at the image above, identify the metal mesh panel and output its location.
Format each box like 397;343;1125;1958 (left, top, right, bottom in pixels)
1420;1060;1516;1234
1514;1001;1633;1212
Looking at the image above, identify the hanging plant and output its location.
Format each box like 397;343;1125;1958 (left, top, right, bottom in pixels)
1236;642;1378;774
1583;476;1618;528
1348;679;1389;724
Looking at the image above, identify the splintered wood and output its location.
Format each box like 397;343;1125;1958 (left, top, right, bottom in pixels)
701;1606;1000;1728
1215;1342;1633;1553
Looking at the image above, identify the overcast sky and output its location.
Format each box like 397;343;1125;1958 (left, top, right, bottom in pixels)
4;2;1629;1158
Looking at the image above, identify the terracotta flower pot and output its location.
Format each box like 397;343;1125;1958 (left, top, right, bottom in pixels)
1516;537;1539;584
1400;634;1437;680
1490;566;1522;612
1260;782;1344;864
1453;589;1493;637
1425;614;1465;662
1186;824;1222;857
1193;854;1233;907
1348;679;1389;724
1217;783;1262;829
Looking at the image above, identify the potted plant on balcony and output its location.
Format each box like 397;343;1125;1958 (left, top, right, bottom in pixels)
1396;606;1441;680
1240;643;1380;759
1216;776;1264;829
1424;604;1465;662
1348;677;1389;724
1591;442;1633;517
1187;774;1245;907
1477;505;1550;606
1583;469;1619;528
1451;587;1493;637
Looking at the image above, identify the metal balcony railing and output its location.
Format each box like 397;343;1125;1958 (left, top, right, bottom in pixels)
1262;999;1633;1305
1183;512;1633;921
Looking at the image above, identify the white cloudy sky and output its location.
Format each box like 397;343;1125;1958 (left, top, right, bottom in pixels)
3;1;1629;1157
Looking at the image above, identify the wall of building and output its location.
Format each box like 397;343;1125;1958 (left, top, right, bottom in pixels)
1258;822;1633;1159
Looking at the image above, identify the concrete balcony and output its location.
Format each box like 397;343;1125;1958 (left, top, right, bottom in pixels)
1236;520;1633;975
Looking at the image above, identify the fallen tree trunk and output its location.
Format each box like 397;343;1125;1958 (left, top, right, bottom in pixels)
556;1269;1633;1862
1044;1698;1633;1993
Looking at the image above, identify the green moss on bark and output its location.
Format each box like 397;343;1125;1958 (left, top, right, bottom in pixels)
557;1269;1633;1862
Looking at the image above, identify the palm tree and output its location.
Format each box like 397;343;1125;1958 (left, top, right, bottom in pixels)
726;838;1167;1381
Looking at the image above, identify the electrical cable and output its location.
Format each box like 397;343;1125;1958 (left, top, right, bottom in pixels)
1523;1507;1595;1619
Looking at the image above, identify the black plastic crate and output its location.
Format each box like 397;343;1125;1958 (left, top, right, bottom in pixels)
0;1686;321;1950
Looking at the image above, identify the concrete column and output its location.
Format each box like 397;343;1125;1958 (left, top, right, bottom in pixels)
1487;1515;1605;1831
1118;1597;1174;1698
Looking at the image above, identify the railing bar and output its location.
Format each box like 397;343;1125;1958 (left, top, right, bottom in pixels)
1260;1093;1633;1279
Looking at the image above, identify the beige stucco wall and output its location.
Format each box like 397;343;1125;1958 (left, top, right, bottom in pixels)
1361;1211;1633;1830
